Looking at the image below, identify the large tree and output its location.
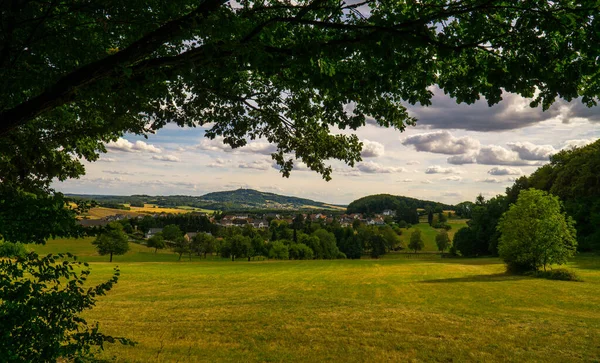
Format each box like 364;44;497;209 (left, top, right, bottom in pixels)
2;1;600;245
497;188;577;272
92;222;130;262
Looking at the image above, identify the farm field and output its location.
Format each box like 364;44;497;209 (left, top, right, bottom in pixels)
28;238;600;362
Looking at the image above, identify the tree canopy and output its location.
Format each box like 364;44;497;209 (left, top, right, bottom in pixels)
497;188;577;272
1;1;600;243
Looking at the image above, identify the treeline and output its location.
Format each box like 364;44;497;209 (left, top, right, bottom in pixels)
454;139;600;255
133;214;218;235
346;194;453;215
146;216;404;261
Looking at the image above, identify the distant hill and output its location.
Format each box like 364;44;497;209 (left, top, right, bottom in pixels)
66;189;345;211
346;194;454;214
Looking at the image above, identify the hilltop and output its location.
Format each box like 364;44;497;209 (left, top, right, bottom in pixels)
66;189;345;211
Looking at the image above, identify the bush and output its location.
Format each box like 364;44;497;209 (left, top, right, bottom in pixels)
0;242;27;258
524;268;581;281
0;253;135;362
288;243;314;260
269;241;289;260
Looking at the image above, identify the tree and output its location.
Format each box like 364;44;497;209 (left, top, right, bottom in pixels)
172;236;191;261
427;210;434;226
313;229;341;259
193;233;216;258
497;189;577;272
147;233;166;254
225;235;251;261
408;230;424;254
435;230;450;254
288;243;314;260
370;235;387;259
269;241;289;260
0;253;134;362
453;227;477;257
162;224;183;242
92;222;129;262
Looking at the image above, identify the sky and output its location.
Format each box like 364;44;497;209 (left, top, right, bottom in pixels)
54;87;600;206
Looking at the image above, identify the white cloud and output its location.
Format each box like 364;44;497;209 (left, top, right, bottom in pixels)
196;137;276;155
207;158;230;168
479;177;503;183
425;165;461;174
421;179;434;184
151;155;181;162
361;139;385;158
476;145;532;166
106;138;161;153
98;157;116;162
487;166;522;176
562;138;597;150
356;161;406;174
507;142;555;161
442;176;462;181
238;161;271;170
402;131;480;155
103;170;134;175
406;160;420;165
399;178;413;182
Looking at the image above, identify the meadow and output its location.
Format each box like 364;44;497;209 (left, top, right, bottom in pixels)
31;238;600;362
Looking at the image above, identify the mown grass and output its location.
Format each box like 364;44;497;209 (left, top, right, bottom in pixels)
28;238;600;362
398;220;468;251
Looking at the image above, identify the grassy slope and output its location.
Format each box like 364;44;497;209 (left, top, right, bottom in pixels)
28;238;600;362
399;220;468;251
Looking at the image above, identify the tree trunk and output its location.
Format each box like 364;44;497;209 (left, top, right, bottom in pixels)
110;252;113;262
178;253;182;261
231;255;235;261
154;247;157;254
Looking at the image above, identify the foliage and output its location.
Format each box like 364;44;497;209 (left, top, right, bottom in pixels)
0;252;134;362
0;241;27;258
161;224;184;242
497;189;577;273
346;194;448;219
172;237;191;261
452;227;477;257
288;243;314;260
223;234;251;261
369;235;387;259
192;233;217;258
313;229;342;259
523;269;581;282
408;230;424;253
134;214;216;235
147;233;166;253
435;231;450;253
92;222;130;262
268;241;289;260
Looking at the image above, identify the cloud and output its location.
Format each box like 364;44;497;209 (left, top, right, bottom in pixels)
487;166;522;176
475;145;533;166
106;138;161;153
479;177;503;183
442;192;462;197
399;178;413;182
151;155;181;162
196;137;276;155
421;179;434;184
402;131;480;154
98;157;116;162
562;138;597;150
207;158;230;168
356;161;406;174
361;139;385;158
447;153;477;165
406;160;420;165
506;142;555;161
425;165;461;174
238;161;271;170
102;170;134;175
442;176;462;181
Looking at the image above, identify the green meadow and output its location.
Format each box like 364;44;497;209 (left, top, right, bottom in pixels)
30;238;600;362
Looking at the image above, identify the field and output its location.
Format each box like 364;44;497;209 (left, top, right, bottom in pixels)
29;238;600;362
399;220;468;251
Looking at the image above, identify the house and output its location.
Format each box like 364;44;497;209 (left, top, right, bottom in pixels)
252;219;269;229
184;232;198;241
382;209;396;217
145;228;163;239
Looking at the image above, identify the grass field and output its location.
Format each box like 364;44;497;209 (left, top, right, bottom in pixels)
28;238;600;362
399;220;468;251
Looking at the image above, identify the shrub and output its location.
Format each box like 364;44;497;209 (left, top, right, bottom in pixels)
0;241;27;258
288;243;314;260
0;253;135;362
524;268;581;281
269;241;289;260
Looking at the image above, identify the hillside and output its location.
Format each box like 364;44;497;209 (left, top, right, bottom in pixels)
67;189;344;211
346;194;454;214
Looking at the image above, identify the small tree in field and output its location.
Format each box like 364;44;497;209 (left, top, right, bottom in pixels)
92;222;129;262
436;230;450;254
497;189;577;272
172;236;191;261
409;230;424;254
147;233;166;253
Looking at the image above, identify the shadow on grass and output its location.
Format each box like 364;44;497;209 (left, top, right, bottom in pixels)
421;273;529;284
